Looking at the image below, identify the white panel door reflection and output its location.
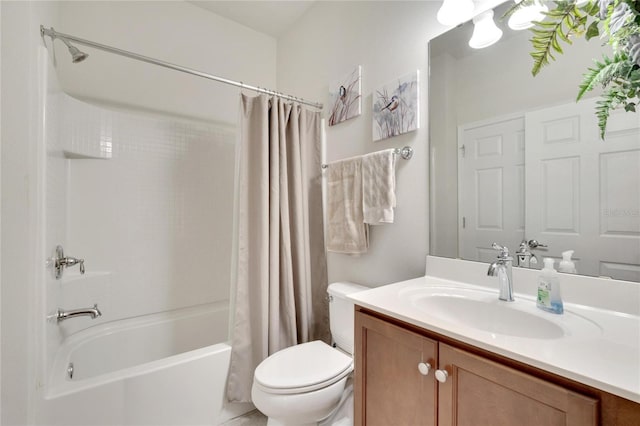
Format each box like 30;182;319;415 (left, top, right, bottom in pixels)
458;116;525;263
458;101;640;281
526;99;640;281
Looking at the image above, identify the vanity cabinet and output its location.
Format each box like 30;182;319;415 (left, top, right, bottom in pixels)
354;309;439;425
436;343;597;425
354;310;600;426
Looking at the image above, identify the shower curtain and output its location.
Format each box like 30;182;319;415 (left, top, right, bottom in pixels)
227;94;328;403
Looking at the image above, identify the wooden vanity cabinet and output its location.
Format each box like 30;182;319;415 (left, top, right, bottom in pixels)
354;308;438;426
354;309;601;426
437;343;597;426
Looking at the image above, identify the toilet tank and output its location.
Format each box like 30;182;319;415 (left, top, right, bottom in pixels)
328;282;368;355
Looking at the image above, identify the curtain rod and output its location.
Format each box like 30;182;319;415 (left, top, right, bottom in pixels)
40;26;323;110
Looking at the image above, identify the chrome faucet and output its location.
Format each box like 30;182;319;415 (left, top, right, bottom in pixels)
56;304;102;322
487;243;514;302
514;239;547;268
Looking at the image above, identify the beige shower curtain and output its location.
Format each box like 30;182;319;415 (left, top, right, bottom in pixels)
226;94;328;403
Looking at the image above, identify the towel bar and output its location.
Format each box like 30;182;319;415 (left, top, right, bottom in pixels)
321;146;413;169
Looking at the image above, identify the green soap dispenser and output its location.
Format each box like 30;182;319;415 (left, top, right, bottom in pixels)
537;258;564;314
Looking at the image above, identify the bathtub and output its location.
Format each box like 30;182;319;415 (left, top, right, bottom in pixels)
38;301;253;426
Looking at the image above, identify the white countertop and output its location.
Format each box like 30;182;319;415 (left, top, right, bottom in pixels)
349;275;640;404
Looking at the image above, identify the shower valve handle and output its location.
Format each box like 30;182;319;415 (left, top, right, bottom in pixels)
54;245;85;279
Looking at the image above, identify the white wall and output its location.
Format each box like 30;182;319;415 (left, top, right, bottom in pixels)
278;1;450;286
1;2;59;424
55;1;276;124
63;97;235;328
0;1;3;421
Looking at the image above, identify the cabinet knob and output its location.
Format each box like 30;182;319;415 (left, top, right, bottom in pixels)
435;369;449;383
418;362;431;376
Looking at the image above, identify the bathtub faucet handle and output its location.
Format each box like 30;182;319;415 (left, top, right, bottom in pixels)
54;245;85;279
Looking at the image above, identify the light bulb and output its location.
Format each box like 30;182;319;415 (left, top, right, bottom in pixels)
508;0;549;30
437;0;475;26
469;10;503;49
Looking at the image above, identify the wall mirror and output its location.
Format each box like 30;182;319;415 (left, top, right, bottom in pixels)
429;1;640;282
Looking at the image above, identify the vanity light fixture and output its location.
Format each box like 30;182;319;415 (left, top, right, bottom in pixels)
469;10;503;49
437;0;475;26
508;0;549;31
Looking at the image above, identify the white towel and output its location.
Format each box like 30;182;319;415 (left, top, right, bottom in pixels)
362;149;396;224
325;158;369;254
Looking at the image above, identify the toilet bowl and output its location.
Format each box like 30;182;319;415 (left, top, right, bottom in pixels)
251;282;368;426
251;341;352;426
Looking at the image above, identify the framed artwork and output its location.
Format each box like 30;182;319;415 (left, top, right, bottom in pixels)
328;66;362;126
372;70;419;141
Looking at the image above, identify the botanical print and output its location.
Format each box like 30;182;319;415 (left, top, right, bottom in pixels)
372;71;419;141
328;66;362;126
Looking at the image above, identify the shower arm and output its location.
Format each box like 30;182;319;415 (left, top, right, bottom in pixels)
39;26;324;110
56;34;73;50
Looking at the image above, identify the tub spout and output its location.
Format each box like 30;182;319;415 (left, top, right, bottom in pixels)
56;304;102;322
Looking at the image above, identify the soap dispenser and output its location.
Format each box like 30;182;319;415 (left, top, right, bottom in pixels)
537;258;564;314
558;250;577;274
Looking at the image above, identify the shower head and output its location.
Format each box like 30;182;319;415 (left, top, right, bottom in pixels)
60;37;89;63
68;45;89;63
41;26;88;63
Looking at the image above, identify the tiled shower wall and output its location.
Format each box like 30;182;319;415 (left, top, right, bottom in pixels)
53;93;235;334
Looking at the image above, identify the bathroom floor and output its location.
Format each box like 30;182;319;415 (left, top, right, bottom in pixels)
221;410;267;426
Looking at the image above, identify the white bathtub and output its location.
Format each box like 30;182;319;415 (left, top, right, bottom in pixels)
38;301;253;426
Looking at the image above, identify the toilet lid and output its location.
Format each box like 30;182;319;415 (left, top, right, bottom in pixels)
254;340;353;394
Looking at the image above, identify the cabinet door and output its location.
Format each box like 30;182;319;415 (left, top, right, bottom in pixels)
437;343;598;426
354;311;438;426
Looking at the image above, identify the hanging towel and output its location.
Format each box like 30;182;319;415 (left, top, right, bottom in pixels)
325;158;369;254
362;149;397;224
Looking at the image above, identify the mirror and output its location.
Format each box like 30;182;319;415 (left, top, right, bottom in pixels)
429;1;640;282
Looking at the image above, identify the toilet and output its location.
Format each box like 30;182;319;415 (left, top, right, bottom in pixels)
251;282;367;426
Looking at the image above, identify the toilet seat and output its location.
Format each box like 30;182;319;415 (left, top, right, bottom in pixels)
254;341;353;395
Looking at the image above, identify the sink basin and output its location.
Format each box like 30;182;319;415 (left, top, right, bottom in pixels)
399;286;602;340
415;294;564;338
